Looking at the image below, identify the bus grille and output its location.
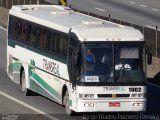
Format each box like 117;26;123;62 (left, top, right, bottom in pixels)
98;94;130;98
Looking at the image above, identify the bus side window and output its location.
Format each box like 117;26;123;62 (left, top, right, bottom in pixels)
51;32;56;53
10;17;18;40
42;29;47;49
17;20;22;41
8;16;14;38
37;27;42;48
47;30;52;51
60;35;68;57
30;25;37;45
64;35;68;57
26;23;32;43
21;21;28;43
38;28;47;49
55;33;60;55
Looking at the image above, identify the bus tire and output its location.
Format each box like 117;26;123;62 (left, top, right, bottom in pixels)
21;70;30;96
63;90;75;116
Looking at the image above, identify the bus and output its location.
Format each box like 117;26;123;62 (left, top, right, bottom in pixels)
7;5;151;115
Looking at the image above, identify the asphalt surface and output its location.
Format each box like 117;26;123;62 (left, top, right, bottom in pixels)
0;27;160;119
0;95;51;120
67;0;160;28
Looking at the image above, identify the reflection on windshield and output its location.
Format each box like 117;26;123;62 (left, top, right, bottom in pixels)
82;43;113;82
114;43;145;83
81;42;145;83
86;49;96;63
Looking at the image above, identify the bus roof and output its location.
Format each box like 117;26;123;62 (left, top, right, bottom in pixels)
9;5;144;42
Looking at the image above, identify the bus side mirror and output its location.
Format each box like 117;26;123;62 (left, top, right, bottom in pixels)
73;50;78;66
73;48;80;68
147;53;152;65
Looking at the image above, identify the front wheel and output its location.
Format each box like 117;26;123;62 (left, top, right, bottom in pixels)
21;70;30;96
63;90;75;116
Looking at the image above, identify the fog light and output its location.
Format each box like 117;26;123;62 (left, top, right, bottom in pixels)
138;103;143;106
84;103;94;107
90;103;94;107
133;103;138;106
133;103;143;106
84;103;89;107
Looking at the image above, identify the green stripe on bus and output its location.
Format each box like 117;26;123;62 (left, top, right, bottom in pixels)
68;99;72;106
8;38;67;64
9;61;22;72
32;72;61;100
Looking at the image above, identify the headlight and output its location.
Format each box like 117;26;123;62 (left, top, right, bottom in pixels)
131;93;146;98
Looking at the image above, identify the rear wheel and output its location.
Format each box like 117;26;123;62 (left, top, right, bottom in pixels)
21;70;30;96
63;90;75;116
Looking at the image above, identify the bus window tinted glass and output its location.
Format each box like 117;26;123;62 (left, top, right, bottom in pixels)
9;16;18;39
47;30;52;51
17;20;22;41
60;35;68;57
30;25;37;45
8;16;14;38
21;21;29;42
37;28;47;49
51;32;56;53
55;33;60;54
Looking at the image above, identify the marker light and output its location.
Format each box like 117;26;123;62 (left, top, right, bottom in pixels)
79;94;96;99
131;93;145;98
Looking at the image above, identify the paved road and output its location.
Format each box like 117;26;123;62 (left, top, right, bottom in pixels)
0;27;160;119
67;0;160;28
0;94;51;120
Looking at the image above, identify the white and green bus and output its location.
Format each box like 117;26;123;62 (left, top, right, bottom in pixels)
7;5;151;115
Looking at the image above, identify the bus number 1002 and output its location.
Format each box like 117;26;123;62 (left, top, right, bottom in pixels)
129;87;141;92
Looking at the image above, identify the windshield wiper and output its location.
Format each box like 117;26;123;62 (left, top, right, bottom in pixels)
96;73;114;86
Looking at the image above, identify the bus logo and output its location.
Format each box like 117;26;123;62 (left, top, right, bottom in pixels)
112;94;116;99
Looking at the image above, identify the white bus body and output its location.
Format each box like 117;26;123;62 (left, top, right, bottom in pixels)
7;5;146;115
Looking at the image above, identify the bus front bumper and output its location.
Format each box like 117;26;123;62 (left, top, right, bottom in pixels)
76;99;146;112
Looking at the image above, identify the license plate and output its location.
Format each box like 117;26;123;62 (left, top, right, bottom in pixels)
109;102;120;107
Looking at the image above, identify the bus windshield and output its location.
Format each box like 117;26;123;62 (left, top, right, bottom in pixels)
80;42;145;84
